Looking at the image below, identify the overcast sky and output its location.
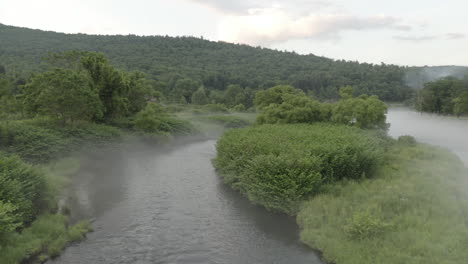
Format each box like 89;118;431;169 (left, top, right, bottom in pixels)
1;0;467;66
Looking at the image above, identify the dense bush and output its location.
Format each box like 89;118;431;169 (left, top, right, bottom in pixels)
134;103;196;135
214;124;386;213
0;214;93;263
0;153;48;230
254;86;388;129
0;120;122;163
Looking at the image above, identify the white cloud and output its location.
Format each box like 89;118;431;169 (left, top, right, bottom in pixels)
217;7;410;45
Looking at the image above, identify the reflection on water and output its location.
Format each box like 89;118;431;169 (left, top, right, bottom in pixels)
50;140;322;264
387;107;468;165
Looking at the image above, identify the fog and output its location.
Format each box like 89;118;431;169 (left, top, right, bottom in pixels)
387;107;468;165
50;138;322;264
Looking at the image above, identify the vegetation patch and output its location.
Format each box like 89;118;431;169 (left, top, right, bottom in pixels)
213;124;386;214
297;140;468;264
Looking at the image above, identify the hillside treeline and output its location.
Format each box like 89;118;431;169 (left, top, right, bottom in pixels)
0;23;413;105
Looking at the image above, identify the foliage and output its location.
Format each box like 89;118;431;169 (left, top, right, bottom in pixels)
214;124;386;214
416;77;468;116
23;68;103;123
191;86;209;105
0;214;93;264
0;153;48;229
297;142;468;264
0;23;414;105
134;103;195;135
255;86;388;129
0;119;121;163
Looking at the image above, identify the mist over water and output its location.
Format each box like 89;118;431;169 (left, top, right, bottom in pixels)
387;107;468;165
50;140;322;264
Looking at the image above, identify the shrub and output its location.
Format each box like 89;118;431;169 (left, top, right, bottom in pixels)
0;153;48;226
214;123;386;213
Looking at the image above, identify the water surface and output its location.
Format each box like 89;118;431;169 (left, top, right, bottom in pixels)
387;107;468;165
50;140;322;264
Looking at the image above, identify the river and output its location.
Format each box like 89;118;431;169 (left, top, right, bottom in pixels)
387;107;468;165
50;107;468;264
49;139;323;264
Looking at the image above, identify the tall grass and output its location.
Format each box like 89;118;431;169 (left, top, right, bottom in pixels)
298;141;468;264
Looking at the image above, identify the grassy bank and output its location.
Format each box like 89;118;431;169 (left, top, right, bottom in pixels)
298;141;468;264
0;112;197;264
214;124;468;264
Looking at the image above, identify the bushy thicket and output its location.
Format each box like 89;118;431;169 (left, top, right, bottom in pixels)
134;103;196;136
0;153;48;231
255;85;388;130
214;124;387;214
0;120;122;163
0;215;93;263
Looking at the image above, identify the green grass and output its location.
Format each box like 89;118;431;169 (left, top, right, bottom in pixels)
0;214;93;264
297;142;468;264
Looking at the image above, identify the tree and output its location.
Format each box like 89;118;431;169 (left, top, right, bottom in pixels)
81;53;130;120
192;86;209;105
23;69;103;123
453;92;468;117
124;71;152;115
254;85;302;110
134;103;167;133
172;78;198;104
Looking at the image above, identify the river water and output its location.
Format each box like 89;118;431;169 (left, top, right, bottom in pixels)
50;107;468;264
50;140;323;264
387;107;468;165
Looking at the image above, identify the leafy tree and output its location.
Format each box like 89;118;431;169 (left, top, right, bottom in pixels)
134;103;167;133
453;92;468;117
191;86;209;105
254;85;302;110
23;69;103;123
81;53;129;120
124;71;152;115
172;78;198;104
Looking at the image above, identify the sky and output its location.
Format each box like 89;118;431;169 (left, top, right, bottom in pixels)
1;0;467;66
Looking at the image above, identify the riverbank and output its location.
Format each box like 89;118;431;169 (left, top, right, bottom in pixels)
214;123;468;264
0;115;197;264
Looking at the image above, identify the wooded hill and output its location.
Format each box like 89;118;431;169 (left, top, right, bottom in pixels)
0;23;413;102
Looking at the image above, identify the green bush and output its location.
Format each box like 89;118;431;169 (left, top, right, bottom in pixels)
0;214;93;263
214;123;386;213
0;120;122;163
0;153;48;227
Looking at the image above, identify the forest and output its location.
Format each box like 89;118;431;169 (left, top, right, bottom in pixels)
0;23;414;106
415;76;468;116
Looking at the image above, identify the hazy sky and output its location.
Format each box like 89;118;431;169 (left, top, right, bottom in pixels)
1;0;467;66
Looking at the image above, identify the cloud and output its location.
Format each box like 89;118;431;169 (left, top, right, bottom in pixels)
185;0;332;14
446;33;466;40
217;7;411;45
393;35;438;42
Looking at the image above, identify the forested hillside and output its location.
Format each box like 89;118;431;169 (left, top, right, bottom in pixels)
0;23;412;103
